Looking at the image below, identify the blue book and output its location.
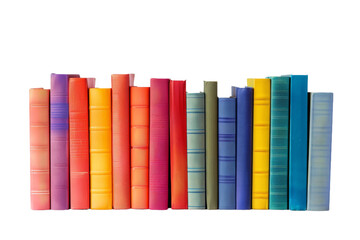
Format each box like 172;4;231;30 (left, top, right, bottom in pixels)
269;77;290;210
218;98;236;209
286;75;308;210
307;93;333;211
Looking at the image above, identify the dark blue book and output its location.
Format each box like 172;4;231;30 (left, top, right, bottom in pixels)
218;98;236;209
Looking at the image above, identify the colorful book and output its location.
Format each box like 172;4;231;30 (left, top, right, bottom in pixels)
287;75;308;210
307;93;333;211
149;78;170;210
69;78;90;209
169;80;188;209
269;77;290;210
111;74;133;209
186;93;206;209
218;98;236;209
50;73;79;210
30;88;50;210
130;87;150;209
247;78;270;209
89;88;112;209
204;81;218;209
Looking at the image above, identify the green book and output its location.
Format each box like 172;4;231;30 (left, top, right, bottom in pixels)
204;81;218;209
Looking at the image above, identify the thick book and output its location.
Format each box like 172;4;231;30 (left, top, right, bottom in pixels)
50;73;79;210
186;93;206;209
111;74;133;209
307;93;333;211
89;88;112;209
287;75;308;210
130;87;150;209
218;98;236;209
69;78;90;209
247;78;270;209
169;80;188;209
30;88;50;210
149;78;170;210
269;77;290;210
204;81;218;209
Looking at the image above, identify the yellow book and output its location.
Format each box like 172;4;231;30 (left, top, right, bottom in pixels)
247;78;270;209
89;88;112;209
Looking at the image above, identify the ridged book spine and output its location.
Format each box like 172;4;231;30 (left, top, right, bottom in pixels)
170;80;188;209
186;93;206;209
111;74;133;209
130;87;150;209
30;88;50;210
269;77;290;210
50;73;79;210
218;98;236;209
149;78;170;210
69;78;90;209
89;88;112;209
247;78;270;209
204;81;218;209
287;75;308;210
307;93;333;211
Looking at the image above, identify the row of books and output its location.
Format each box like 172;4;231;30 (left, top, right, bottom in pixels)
29;73;333;211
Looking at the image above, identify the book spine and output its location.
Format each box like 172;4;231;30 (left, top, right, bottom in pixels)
186;93;206;209
89;88;112;209
30;88;50;210
269;77;290;210
170;80;188;209
50;73;79;210
111;74;132;209
204;81;218;209
247;78;270;209
130;87;150;209
149;78;170;210
235;87;253;209
69;78;90;209
307;93;333;211
218;98;236;209
288;75;308;210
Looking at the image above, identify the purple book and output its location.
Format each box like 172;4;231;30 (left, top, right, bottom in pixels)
50;73;79;210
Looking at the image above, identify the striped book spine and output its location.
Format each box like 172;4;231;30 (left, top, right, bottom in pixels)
186;93;206;209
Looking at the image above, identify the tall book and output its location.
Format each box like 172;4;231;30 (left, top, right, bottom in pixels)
307;93;333;211
218;98;236;209
89;88;112;209
30;88;50;210
111;74;133;209
186;93;206;209
169;80;188;209
247;78;270;209
50;73;79;210
149;78;170;210
287;75;308;210
269;76;290;210
69;78;91;209
130;87;150;209
204;81;218;209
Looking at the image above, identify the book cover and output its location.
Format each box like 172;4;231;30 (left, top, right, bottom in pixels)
186;93;206;209
30;88;50;210
169;80;188;209
89;88;112;209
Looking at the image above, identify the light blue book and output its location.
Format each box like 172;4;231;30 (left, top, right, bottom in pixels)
186;93;206;209
307;93;333;211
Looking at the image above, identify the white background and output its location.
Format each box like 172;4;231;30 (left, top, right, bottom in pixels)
0;0;359;239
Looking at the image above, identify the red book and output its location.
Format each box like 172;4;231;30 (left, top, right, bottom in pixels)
169;80;188;209
69;78;90;209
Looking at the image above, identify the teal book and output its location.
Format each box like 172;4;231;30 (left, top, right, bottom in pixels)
269;77;290;210
186;93;206;209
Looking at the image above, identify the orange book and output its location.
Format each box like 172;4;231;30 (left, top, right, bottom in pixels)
130;87;150;209
29;88;50;210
